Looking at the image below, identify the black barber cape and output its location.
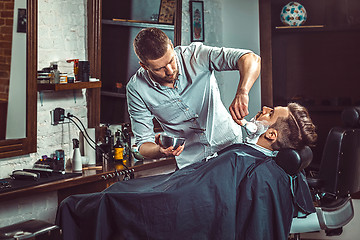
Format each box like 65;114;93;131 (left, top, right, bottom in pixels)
56;144;315;240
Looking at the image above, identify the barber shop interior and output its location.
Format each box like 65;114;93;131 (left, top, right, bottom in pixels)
1;0;360;239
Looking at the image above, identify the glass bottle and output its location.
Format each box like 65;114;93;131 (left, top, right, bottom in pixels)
50;63;60;84
113;131;124;162
121;124;131;167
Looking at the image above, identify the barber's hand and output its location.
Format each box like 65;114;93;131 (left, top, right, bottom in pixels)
229;92;249;125
155;134;185;157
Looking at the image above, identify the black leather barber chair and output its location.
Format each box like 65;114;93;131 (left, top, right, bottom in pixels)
283;106;360;240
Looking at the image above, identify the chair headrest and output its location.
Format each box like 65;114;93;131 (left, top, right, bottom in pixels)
275;146;313;176
342;106;360;128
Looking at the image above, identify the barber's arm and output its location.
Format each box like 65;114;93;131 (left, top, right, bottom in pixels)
229;52;261;125
139;134;184;159
127;82;184;160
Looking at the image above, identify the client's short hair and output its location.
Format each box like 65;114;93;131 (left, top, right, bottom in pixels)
271;102;317;150
133;27;171;64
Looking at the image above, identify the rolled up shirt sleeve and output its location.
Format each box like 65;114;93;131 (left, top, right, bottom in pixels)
191;43;253;72
126;78;155;148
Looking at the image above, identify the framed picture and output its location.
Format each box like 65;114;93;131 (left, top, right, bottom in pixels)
190;1;204;42
17;9;27;33
158;0;176;24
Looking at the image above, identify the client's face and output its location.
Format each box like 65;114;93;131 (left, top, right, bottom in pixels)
255;106;289;125
245;114;269;144
245;106;290;144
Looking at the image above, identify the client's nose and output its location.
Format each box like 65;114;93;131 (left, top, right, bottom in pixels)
262;106;273;114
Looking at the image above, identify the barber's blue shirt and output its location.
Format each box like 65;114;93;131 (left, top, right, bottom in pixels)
127;42;253;168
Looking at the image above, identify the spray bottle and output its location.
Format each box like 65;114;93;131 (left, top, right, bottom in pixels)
72;138;82;173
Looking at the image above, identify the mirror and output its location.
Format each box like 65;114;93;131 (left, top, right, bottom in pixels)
0;0;37;158
1;0;26;140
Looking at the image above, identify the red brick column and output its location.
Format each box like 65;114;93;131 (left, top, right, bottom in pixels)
0;0;15;102
0;100;6;139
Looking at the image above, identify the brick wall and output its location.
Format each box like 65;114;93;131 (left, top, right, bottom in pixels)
0;0;88;179
0;192;58;228
0;0;14;101
0;0;88;227
0;100;6;139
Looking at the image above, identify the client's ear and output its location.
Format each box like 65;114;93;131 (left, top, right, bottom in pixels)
265;128;278;141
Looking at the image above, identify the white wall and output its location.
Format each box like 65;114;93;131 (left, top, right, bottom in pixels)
0;0;88;179
219;0;261;118
181;0;223;46
180;0;261;118
0;0;88;227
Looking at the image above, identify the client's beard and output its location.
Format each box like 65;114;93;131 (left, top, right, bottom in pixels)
244;117;269;144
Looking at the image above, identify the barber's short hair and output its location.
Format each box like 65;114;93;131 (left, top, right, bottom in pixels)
133;27;171;64
271;102;317;150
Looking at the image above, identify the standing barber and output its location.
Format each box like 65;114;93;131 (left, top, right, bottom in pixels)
127;27;261;169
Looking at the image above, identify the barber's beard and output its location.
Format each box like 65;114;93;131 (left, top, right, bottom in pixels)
244;118;269;144
149;70;179;84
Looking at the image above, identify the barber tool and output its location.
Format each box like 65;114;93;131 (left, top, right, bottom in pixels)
34;152;65;172
23;168;54;178
10;170;40;181
240;119;258;135
0;180;11;189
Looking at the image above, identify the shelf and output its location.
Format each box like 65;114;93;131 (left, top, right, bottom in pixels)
102;19;174;30
101;90;126;98
274;24;360;33
275;25;325;30
37;81;102;91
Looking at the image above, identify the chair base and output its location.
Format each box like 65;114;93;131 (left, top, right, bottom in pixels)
290;197;354;237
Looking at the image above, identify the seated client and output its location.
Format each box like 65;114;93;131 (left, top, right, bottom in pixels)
56;102;317;240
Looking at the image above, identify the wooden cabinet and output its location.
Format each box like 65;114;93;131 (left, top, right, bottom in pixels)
259;0;360;165
100;21;174;124
93;0;182;125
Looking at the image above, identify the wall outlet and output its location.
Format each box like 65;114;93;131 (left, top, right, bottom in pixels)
51;108;65;125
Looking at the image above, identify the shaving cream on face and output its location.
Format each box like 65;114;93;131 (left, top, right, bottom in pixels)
244;118;269;144
240;119;258;135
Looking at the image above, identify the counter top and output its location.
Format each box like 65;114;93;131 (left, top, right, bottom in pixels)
0;157;176;202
